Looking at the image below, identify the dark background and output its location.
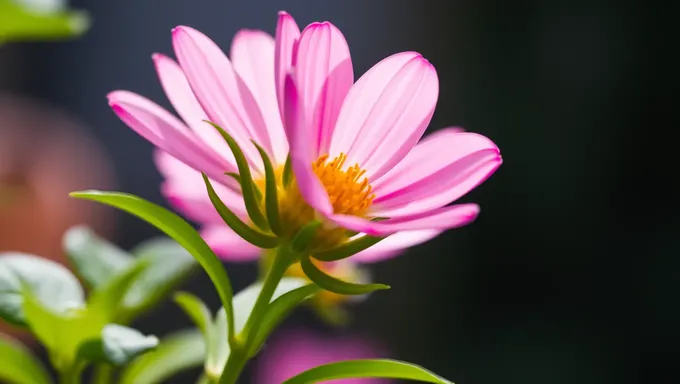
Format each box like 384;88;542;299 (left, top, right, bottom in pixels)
1;0;665;383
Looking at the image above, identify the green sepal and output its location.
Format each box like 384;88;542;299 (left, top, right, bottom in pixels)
202;174;279;249
225;172;262;202
204;121;268;230
299;255;390;295
282;155;293;187
252;140;283;236
290;221;322;254
312;235;385;262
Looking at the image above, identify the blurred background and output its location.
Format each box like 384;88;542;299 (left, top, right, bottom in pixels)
1;0;662;383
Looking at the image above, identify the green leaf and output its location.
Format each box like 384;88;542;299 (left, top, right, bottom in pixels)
312;235;385;262
282;359;454;384
70;191;236;342
299;255;390;295
22;289;100;370
63;225;134;288
207;307;228;378
202;175;279;249
206;277;309;378
0;334;52;384
247;283;319;357
121;237;197;320
0;252;85;326
118;329;206;384
0;0;90;43
87;261;148;321
78;324;159;366
173;292;213;337
252;140;283;236
205;121;268;230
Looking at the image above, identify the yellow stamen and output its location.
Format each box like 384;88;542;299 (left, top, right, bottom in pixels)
271;153;375;250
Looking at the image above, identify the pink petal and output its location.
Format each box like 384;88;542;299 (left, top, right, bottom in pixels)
372;129;480;192
350;229;442;263
330;204;480;236
200;225;261;262
295;22;353;156
274;11;301;122
372;132;501;217
230;29;289;165
155;150;246;224
171;26;269;174
107;90;231;185
283;74;333;215
329;52;439;181
152;53;235;168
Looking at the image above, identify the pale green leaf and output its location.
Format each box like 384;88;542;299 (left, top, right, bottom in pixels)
0;333;52;384
119;329;205;384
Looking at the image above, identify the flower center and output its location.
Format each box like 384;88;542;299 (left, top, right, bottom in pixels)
275;153;375;250
312;153;375;217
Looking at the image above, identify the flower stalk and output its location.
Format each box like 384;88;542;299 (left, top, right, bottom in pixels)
218;244;296;384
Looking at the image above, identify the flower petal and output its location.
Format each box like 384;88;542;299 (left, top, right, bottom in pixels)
350;229;442;263
155;150;246;224
230;29;288;165
295;21;353;156
201;225;261;262
329;52;439;181
152;53;235;167
284;74;333;215
274;11;301;121
372;131;501;217
107;90;231;185
171;25;268;174
330;204;480;236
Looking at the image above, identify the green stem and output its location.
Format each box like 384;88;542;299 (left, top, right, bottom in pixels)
242;245;293;349
218;245;293;384
58;363;84;384
218;347;248;384
197;373;215;384
92;364;113;384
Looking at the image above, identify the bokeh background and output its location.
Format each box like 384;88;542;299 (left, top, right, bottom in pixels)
1;0;661;383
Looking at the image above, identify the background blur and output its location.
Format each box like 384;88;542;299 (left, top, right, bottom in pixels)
1;0;662;383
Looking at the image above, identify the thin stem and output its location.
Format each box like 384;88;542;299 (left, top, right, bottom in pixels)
58;363;84;384
92;364;113;384
218;245;293;384
218;347;248;384
196;373;215;384
241;245;293;349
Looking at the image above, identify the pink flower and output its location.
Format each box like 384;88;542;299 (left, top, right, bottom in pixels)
107;12;501;262
254;328;391;384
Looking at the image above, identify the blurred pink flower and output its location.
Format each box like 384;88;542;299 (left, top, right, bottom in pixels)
254;329;391;384
107;11;501;263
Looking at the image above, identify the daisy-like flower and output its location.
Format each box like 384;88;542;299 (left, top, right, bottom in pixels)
107;11;501;275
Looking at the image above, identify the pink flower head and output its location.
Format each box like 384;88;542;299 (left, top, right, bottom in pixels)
107;12;501;262
254;328;390;384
